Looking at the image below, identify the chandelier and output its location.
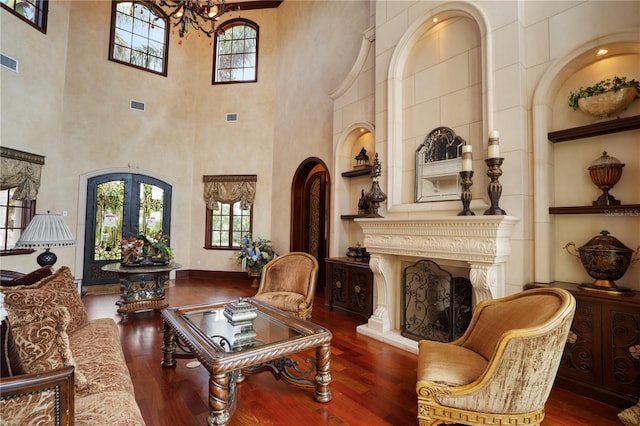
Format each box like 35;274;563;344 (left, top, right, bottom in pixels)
156;0;238;38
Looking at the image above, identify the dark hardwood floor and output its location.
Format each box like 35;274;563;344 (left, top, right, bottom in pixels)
82;278;623;426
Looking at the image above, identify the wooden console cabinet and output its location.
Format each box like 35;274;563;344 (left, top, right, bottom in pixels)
527;282;640;408
325;258;373;322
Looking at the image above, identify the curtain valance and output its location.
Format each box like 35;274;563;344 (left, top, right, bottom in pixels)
203;174;257;211
0;147;45;201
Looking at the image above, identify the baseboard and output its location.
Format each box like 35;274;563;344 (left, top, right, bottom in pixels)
175;269;252;283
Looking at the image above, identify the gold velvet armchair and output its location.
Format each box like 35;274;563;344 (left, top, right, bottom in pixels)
416;287;576;426
253;252;318;320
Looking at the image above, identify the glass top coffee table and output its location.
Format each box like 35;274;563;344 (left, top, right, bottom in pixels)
160;298;332;426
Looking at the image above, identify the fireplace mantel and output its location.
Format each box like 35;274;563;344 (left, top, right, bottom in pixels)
355;215;519;352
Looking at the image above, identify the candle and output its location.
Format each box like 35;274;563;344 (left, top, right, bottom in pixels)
462;145;473;171
488;130;500;158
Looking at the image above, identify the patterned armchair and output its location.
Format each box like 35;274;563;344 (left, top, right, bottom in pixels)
253;252;318;320
416;287;576;426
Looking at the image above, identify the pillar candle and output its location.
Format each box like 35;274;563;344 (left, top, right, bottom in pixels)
462;145;473;171
488;130;500;158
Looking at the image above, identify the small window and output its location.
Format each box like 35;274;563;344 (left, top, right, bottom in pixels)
109;1;169;76
0;188;36;254
205;202;252;249
213;19;258;84
1;0;48;33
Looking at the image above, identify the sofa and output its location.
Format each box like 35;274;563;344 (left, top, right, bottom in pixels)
0;266;146;425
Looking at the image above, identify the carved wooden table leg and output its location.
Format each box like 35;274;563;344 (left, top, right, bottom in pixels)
314;343;332;402
161;322;176;368
208;372;232;426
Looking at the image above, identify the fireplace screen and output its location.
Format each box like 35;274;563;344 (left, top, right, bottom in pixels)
402;259;472;342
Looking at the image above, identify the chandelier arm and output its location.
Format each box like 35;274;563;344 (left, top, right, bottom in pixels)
156;0;233;38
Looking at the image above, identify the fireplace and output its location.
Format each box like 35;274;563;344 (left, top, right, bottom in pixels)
354;215;519;353
402;259;472;343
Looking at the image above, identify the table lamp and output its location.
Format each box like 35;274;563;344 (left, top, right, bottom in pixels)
14;212;76;267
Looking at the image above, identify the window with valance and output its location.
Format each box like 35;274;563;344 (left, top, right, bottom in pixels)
203;175;256;249
203;174;256;211
1;147;45;201
1;147;44;253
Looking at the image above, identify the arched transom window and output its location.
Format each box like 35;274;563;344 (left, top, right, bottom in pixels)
213;19;258;84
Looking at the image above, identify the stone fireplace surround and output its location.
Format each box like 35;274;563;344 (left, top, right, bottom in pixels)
354;216;519;353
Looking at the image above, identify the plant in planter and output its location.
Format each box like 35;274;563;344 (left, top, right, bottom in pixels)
236;234;277;274
568;76;640;118
120;233;173;265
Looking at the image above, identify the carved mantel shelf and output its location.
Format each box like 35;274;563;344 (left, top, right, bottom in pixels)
354;215;519;353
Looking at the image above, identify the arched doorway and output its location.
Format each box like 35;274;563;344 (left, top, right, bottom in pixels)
83;173;172;285
291;158;330;292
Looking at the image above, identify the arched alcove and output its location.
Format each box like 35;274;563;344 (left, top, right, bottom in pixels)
532;32;640;288
387;3;491;213
332;122;375;256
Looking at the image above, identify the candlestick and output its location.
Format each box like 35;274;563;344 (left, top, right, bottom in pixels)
488;130;500;158
462;145;472;171
458;170;475;216
483;157;507;215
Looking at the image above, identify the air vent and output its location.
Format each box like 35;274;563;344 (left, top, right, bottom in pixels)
0;53;18;72
226;113;238;122
130;99;145;111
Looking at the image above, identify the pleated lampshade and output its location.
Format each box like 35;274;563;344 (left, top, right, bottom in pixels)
15;213;76;266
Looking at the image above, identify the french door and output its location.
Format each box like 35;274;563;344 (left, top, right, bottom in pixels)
83;173;172;285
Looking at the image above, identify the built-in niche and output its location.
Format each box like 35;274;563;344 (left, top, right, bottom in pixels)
388;12;484;208
333;125;375;255
546;51;640;289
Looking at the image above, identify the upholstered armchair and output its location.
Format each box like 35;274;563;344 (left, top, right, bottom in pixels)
253;252;318;320
416;287;576;426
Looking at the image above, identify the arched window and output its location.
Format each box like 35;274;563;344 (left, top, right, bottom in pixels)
109;1;169;76
0;0;48;33
213;19;258;84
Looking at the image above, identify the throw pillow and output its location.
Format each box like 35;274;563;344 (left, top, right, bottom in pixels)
0;318;26;377
2;266;87;332
10;306;90;391
5;266;53;287
11;307;75;374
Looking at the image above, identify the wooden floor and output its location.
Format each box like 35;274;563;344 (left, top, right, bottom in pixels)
82;278;623;426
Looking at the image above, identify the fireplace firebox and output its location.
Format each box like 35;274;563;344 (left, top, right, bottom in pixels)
402;259;472;343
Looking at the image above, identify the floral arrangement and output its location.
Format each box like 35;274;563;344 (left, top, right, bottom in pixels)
121;233;173;265
236;234;277;273
568;76;640;110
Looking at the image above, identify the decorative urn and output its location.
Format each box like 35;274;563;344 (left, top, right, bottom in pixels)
564;230;639;292
588;151;625;206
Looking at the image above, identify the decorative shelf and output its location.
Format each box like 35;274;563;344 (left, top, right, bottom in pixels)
549;204;640;215
341;214;381;220
341;167;372;177
547;115;640;143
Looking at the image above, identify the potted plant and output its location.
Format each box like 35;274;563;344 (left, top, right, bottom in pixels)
236;234;277;274
568;76;640;118
120;233;173;265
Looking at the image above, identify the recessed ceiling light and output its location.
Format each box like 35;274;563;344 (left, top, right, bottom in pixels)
596;48;609;56
433;17;439;23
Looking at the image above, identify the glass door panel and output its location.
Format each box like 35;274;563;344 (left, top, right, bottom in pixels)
138;182;165;236
83;173;171;286
94;180;125;261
